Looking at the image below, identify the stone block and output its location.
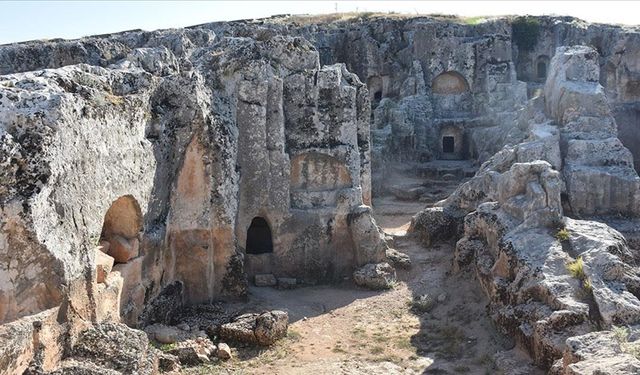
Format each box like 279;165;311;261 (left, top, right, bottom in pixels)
95;249;115;284
254;274;277;287
277;277;297;289
107;235;139;263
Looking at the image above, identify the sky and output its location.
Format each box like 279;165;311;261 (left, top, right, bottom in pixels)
1;1;639;45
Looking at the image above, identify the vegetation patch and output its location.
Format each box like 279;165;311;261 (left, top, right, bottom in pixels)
512;16;540;52
555;228;570;242
612;326;640;359
566;256;586;280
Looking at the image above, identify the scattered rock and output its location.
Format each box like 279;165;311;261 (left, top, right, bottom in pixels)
441;173;456;181
157;352;181;373
254;274;277;287
437;293;447;303
144;323;206;344
277;277;297;289
216;343;232;360
386;248;411;269
219;310;289;346
166;337;216;365
254;310;289;346
390;185;428;200
353;262;397;290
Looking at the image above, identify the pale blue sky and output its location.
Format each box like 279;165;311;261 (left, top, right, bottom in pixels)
1;1;638;45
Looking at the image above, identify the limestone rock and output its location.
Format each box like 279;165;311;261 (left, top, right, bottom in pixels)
144;323;206;345
219;310;289;346
353;262;396;290
94;250;114;284
408;207;461;246
107;236;140;263
254;311;289;346
64;323;159;375
139;281;184;327
386;248;411;269
562;329;640;374
277;278;297;289
157;352;181;373
254;274;277;287
166;337;216;365
216;343;232;360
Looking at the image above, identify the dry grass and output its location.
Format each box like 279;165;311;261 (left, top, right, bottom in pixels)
566;256;585;280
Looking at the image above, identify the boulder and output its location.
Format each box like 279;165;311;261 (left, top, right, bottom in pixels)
386;248;411;269
353;262;396;290
408;207;460;246
219;310;289;346
254;311;289;346
216;343;232;360
277;277;297;289
107;236;140;263
65;323;159;375
144;324;207;345
390;185;427;200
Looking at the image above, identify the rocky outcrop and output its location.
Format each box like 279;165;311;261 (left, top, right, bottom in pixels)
407;44;640;371
219;310;289;346
46;323;160;375
544;45;640;216
353;262;397;290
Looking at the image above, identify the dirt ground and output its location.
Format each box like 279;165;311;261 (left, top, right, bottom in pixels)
186;172;538;374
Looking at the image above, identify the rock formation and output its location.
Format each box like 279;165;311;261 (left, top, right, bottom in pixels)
1;13;640;374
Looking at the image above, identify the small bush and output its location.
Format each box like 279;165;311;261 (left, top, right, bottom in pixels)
512;16;540;52
612;326;640;359
412;294;436;313
613;325;630;344
566;256;586;280
556;228;570;242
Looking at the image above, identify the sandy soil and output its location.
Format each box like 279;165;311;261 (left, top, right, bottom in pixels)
186;176;539;374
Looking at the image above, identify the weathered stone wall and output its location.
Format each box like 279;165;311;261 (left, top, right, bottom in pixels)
0;32;384;335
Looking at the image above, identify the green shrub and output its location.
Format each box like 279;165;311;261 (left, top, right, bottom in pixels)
512;16;540;52
566;256;586;280
556;228;570;242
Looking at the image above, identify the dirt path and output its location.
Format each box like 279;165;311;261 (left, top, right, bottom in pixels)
191;191;535;374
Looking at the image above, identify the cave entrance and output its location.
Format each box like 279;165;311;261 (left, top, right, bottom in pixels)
537;61;547;79
246;217;273;255
442;136;455;154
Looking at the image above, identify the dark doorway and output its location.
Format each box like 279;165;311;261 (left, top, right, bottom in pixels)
373;90;382;105
442;136;455;153
246;217;273;254
537;61;547;79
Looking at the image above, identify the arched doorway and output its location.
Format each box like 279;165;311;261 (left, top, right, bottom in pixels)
536;55;550;81
432;71;470;95
246;217;273;255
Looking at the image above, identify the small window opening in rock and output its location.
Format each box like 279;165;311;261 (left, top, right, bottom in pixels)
442;136;455;153
537;61;547;79
374;91;382;102
246;217;273;255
